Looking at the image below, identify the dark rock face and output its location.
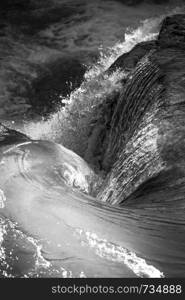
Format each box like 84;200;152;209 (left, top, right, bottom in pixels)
85;14;185;206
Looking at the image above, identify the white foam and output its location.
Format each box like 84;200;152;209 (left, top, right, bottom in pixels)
22;6;185;155
75;228;164;278
63;162;89;193
0;189;6;209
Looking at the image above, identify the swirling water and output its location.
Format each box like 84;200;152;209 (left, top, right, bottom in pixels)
0;3;185;278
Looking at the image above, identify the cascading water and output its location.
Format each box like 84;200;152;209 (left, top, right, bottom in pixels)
20;5;183;158
0;2;185;278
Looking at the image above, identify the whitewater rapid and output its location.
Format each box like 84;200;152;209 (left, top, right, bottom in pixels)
21;5;183;158
0;137;165;278
1;5;185;278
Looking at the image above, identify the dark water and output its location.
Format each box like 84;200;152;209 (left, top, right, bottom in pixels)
0;0;182;120
0;0;185;278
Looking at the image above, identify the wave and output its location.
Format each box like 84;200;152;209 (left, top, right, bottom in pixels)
0;116;185;278
21;5;184;158
1;6;185;278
